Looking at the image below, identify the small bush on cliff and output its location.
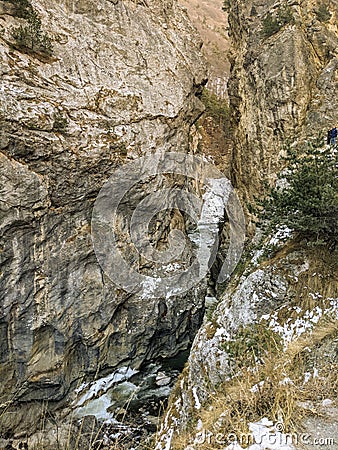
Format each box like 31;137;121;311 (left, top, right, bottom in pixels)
201;89;229;124
222;0;230;13
261;137;338;246
53;110;68;131
11;10;53;56
315;4;331;23
262;12;280;37
262;4;295;38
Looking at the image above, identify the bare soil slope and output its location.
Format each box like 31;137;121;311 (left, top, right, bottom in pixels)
180;0;230;96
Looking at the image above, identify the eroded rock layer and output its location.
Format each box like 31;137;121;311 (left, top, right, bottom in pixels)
154;1;338;448
227;0;338;203
0;0;207;436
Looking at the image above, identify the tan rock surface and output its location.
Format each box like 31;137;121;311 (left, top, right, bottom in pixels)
227;0;338;203
0;0;207;437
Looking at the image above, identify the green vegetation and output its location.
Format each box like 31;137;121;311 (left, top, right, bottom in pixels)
11;10;53;56
201;89;229;125
222;0;230;13
7;0;53;56
260;136;338;246
53;110;68;131
262;12;280;37
315;4;331;23
262;4;295;38
223;322;282;369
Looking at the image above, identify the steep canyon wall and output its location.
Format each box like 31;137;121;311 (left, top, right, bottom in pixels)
0;0;207;436
227;0;338;203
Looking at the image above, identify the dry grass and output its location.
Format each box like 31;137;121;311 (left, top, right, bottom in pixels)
171;318;338;449
1;388;157;450
169;245;338;449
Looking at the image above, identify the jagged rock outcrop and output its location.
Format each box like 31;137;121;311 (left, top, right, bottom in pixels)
227;0;338;204
154;1;338;448
179;0;230;97
0;0;208;438
155;233;338;449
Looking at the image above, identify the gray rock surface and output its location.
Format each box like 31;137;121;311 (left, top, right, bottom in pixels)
0;0;207;437
155;238;338;449
227;0;338;205
301;413;338;450
154;1;338;448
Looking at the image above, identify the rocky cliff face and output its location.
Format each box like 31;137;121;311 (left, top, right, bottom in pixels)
155;234;338;450
155;1;338;448
227;0;338;204
0;0;208;439
179;0;230;97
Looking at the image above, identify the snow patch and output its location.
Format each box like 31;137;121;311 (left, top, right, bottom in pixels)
224;418;295;449
73;367;139;422
192;386;201;410
74;394;117;421
265;299;338;349
250;381;265;393
215;327;228;338
269;226;292;246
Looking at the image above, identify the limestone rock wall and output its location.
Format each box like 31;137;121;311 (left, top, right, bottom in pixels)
154;1;338;448
155;234;338;449
0;0;207;436
227;0;338;203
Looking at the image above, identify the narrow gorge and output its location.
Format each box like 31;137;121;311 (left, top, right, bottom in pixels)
0;0;337;449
